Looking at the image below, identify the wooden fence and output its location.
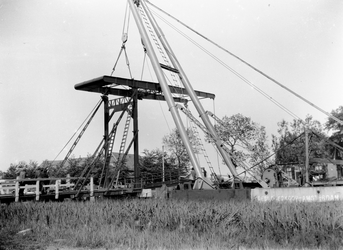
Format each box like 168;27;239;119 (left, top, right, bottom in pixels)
0;175;94;202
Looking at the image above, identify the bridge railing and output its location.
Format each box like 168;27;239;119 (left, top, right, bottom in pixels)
111;171;186;189
0;176;94;202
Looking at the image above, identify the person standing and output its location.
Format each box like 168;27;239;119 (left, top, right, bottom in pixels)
202;168;207;178
190;168;196;180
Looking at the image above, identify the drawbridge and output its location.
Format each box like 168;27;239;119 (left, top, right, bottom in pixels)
74;76;215;191
58;0;343;194
2;0;343;203
71;0;240;192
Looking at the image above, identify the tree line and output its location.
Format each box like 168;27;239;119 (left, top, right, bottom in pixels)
1;106;342;182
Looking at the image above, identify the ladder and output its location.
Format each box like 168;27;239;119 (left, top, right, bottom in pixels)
75;107;129;196
74;100;132;192
189;120;220;184
59;100;103;170
138;4;181;90
107;132;137;191
111;105;133;188
103;126;116;172
117;105;132;163
102;103;132;186
176;104;270;188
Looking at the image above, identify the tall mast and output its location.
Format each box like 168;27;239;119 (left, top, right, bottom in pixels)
141;0;239;178
128;0;205;181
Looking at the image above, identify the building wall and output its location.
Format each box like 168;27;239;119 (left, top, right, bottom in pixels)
251;186;343;202
170;189;250;201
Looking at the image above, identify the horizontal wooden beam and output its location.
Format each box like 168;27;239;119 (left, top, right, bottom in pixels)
310;158;343;165
74;75;215;100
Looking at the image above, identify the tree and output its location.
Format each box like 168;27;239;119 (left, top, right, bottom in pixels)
214;113;271;176
249;127;273;176
325;106;343;160
66;156;84;178
112;156;131;184
162;127;200;174
325;106;343;133
64;154;106;185
140;148;179;182
140;149;164;175
272;115;329;166
3;160;40;179
3;164;18;179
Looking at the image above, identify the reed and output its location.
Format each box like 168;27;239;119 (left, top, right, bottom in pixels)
0;199;342;249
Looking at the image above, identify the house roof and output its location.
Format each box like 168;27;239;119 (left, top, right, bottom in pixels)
40;153;135;170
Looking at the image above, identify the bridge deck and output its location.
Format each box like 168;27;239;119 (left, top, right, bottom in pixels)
0;188;144;204
0;176;189;204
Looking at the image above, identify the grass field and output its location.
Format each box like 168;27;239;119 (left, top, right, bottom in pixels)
0;198;343;250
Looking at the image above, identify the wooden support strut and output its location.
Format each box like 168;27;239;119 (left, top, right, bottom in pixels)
103;95;110;187
128;0;204;181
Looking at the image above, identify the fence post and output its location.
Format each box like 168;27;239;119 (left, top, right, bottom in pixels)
15;177;19;202
66;174;70;189
90;176;94;202
36;180;40;201
55;180;60;199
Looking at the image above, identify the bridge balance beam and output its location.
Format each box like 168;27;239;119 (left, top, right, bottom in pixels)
74;75;215;101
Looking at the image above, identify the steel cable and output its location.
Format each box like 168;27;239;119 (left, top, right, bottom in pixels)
146;0;343;127
52;99;102;162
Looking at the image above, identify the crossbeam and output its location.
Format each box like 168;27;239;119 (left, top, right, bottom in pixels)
74;75;215;100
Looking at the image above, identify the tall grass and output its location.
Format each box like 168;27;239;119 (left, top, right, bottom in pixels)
1;199;342;249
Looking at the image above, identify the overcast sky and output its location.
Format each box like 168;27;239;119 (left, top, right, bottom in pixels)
1;0;343;175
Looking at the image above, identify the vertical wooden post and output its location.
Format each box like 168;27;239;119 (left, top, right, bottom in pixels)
102;95;109;187
55;180;60;199
162;145;165;182
90;176;94;202
132;91;141;184
305;127;310;186
66;174;71;189
36;180;40;201
0;184;4;195
15;177;19;202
